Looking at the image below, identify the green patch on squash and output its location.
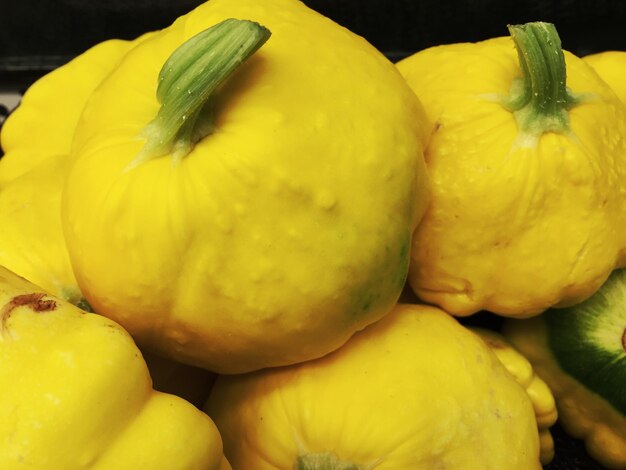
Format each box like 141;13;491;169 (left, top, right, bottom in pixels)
545;267;626;416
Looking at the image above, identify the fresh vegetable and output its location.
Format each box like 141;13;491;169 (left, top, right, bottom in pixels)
0;28;213;400
0;155;82;304
205;303;542;469
0;152;216;408
470;327;557;465
0;38;135;188
503;268;626;469
62;0;430;373
584;50;626;103
0;37;141;303
396;22;626;317
0;265;230;470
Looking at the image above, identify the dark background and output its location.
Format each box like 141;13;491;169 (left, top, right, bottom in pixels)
1;0;625;75
0;1;622;468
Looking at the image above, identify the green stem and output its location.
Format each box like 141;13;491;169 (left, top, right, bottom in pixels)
295;452;369;470
132;18;271;168
501;22;579;139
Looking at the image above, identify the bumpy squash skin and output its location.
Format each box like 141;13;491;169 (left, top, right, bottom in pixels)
584;51;626;104
63;0;430;373
470;327;557;465
396;35;626;317
205;304;541;470
0;265;229;470
0;35;216;395
504;317;626;468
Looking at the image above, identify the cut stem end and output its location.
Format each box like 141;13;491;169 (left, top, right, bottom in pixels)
502;22;580;139
131;18;271;169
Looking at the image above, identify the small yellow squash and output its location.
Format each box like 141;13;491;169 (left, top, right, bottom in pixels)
0;38;133;187
0;37;141;302
205;303;541;469
0;155;82;303
0;265;229;469
62;0;430;373
397;22;626;317
470;327;557;465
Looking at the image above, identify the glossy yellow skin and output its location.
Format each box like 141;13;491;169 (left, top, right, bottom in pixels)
503;317;626;469
0;265;229;470
0;155;80;301
397;37;626;317
470;327;557;465
584;51;626;104
0;39;132;187
63;0;430;373
0;36;214;400
0;39;138;302
205;304;541;469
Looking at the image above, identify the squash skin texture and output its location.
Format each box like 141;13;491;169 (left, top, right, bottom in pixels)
502;269;626;469
204;304;541;469
62;0;430;373
396;36;626;317
0;39;133;188
503;317;626;468
0;155;80;302
584;50;626;104
0;265;229;470
470;327;557;465
0;34;215;400
0;38;140;301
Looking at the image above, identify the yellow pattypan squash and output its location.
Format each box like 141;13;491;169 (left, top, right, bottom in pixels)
0;32;218;405
396;22;626;317
503;267;626;469
204;303;541;469
62;0;430;373
0;155;84;304
584;50;626;104
470;327;558;465
0;35;143;302
0;265;230;470
0;38;134;187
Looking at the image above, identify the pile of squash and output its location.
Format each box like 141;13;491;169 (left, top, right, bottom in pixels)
1;0;625;467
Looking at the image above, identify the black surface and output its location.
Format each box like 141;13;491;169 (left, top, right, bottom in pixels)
0;0;203;73
1;0;625;75
1;1;623;468
547;424;605;470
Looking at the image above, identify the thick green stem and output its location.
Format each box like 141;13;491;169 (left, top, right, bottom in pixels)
295;452;370;470
501;22;579;139
132;18;271;168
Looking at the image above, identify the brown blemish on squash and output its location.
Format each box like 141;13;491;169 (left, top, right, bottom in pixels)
622;328;626;353
0;292;57;336
480;336;506;350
